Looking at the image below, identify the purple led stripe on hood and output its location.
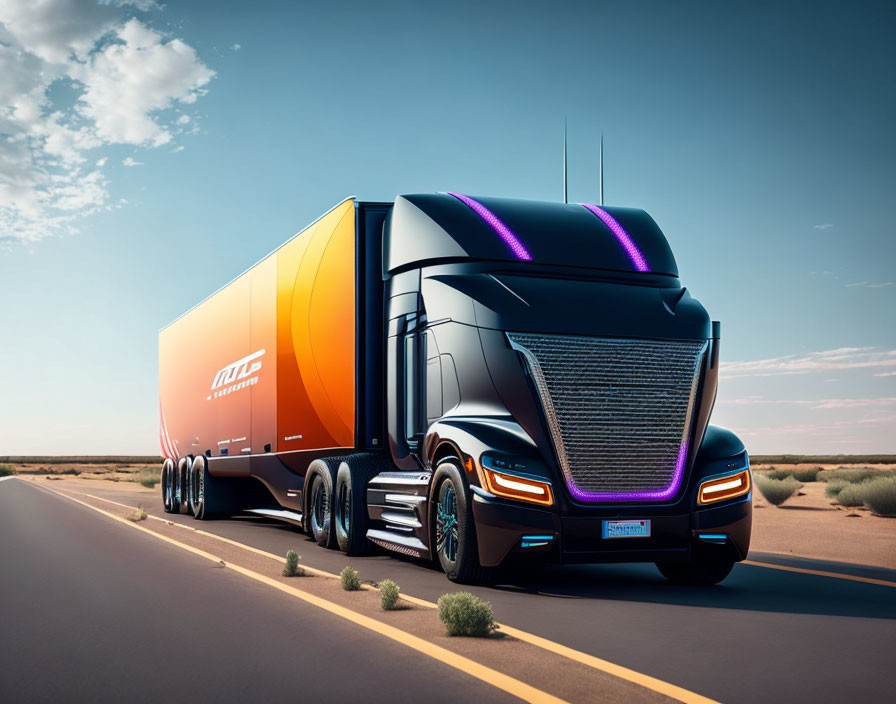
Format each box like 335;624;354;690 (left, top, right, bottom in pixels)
581;203;650;272
448;192;533;261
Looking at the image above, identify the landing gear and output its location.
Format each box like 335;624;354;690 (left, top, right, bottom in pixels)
656;559;735;585
431;461;492;584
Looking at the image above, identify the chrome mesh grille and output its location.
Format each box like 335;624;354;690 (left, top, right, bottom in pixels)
508;333;706;502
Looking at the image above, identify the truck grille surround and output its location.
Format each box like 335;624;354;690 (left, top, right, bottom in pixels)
507;333;707;503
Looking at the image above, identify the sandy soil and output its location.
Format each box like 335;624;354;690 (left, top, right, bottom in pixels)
750;473;896;569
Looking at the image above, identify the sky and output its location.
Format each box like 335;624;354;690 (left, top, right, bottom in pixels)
0;0;894;455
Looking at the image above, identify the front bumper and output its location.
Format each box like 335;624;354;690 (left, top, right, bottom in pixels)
471;490;751;567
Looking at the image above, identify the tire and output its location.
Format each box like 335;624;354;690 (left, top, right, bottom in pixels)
189;455;205;518
175;457;192;514
189;455;236;520
334;455;377;555
162;459;177;513
656;560;735;586
304;458;339;549
431;460;494;584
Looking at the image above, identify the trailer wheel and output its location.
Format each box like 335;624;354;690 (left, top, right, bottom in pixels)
305;459;338;549
162;459;177;513
188;456;206;518
176;458;192;515
431;461;494;584
656;559;735;586
334;456;376;555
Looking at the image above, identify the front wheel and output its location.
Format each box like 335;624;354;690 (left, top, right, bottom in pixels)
656;560;735;585
432;461;492;584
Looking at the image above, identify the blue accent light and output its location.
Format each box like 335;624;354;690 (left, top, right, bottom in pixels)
698;533;728;541
520;534;554;549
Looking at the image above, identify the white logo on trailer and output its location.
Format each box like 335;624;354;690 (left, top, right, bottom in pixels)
207;349;265;400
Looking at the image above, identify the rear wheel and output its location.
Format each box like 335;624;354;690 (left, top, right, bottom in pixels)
189;455;236;520
656;559;735;585
189;456;205;518
432;461;493;584
305;459;338;549
176;458;192;515
162;459;177;513
334;456;376;555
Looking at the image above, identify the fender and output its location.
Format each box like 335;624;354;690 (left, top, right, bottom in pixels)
422;416;552;489
692;425;749;484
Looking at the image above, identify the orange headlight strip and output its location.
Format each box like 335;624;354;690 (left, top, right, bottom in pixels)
697;469;751;506
477;463;554;507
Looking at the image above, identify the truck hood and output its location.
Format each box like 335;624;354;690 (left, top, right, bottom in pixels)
422;272;711;341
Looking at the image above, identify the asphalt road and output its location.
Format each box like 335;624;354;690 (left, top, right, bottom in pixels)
5;477;896;703
0;479;517;704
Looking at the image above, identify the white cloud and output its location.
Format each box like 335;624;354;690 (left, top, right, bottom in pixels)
0;1;213;245
874;371;896;378
176;114;190;125
172;145;184;152
845;281;893;289
718;396;896;410
231;43;241;51
73;19;214;147
122;156;142;167
722;347;896;378
813;223;834;230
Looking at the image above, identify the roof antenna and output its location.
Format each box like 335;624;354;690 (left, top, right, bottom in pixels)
598;133;604;206
562;118;568;204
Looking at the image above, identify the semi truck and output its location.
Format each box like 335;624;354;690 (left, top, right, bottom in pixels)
158;193;752;585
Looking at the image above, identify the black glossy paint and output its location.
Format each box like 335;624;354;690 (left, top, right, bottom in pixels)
203;193;749;573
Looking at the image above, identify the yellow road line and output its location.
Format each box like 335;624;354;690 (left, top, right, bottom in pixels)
29;481;564;704
34;479;720;704
742;560;896;588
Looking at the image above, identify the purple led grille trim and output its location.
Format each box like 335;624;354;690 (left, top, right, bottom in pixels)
581;203;650;272
565;440;690;503
448;192;533;261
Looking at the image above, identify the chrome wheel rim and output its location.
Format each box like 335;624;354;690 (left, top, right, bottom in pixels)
436;483;459;563
310;477;329;536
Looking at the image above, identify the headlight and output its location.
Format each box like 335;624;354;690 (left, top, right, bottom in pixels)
478;463;554;506
697;468;751;506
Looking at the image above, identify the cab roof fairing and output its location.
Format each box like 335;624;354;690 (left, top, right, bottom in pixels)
384;193;679;277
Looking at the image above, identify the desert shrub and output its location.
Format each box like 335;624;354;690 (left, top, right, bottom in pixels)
760;467;792;481
340;566;361;591
834;483;867;507
438;592;497;637
282;549;304;577
0;464;13;477
825;480;849;499
754;475;802;506
139;477;159;488
862;477;896;517
127;506;147;522
820;468;883;484
380;579;400;610
791;466;822;482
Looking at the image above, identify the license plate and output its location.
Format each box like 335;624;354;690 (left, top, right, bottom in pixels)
602;519;651;539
